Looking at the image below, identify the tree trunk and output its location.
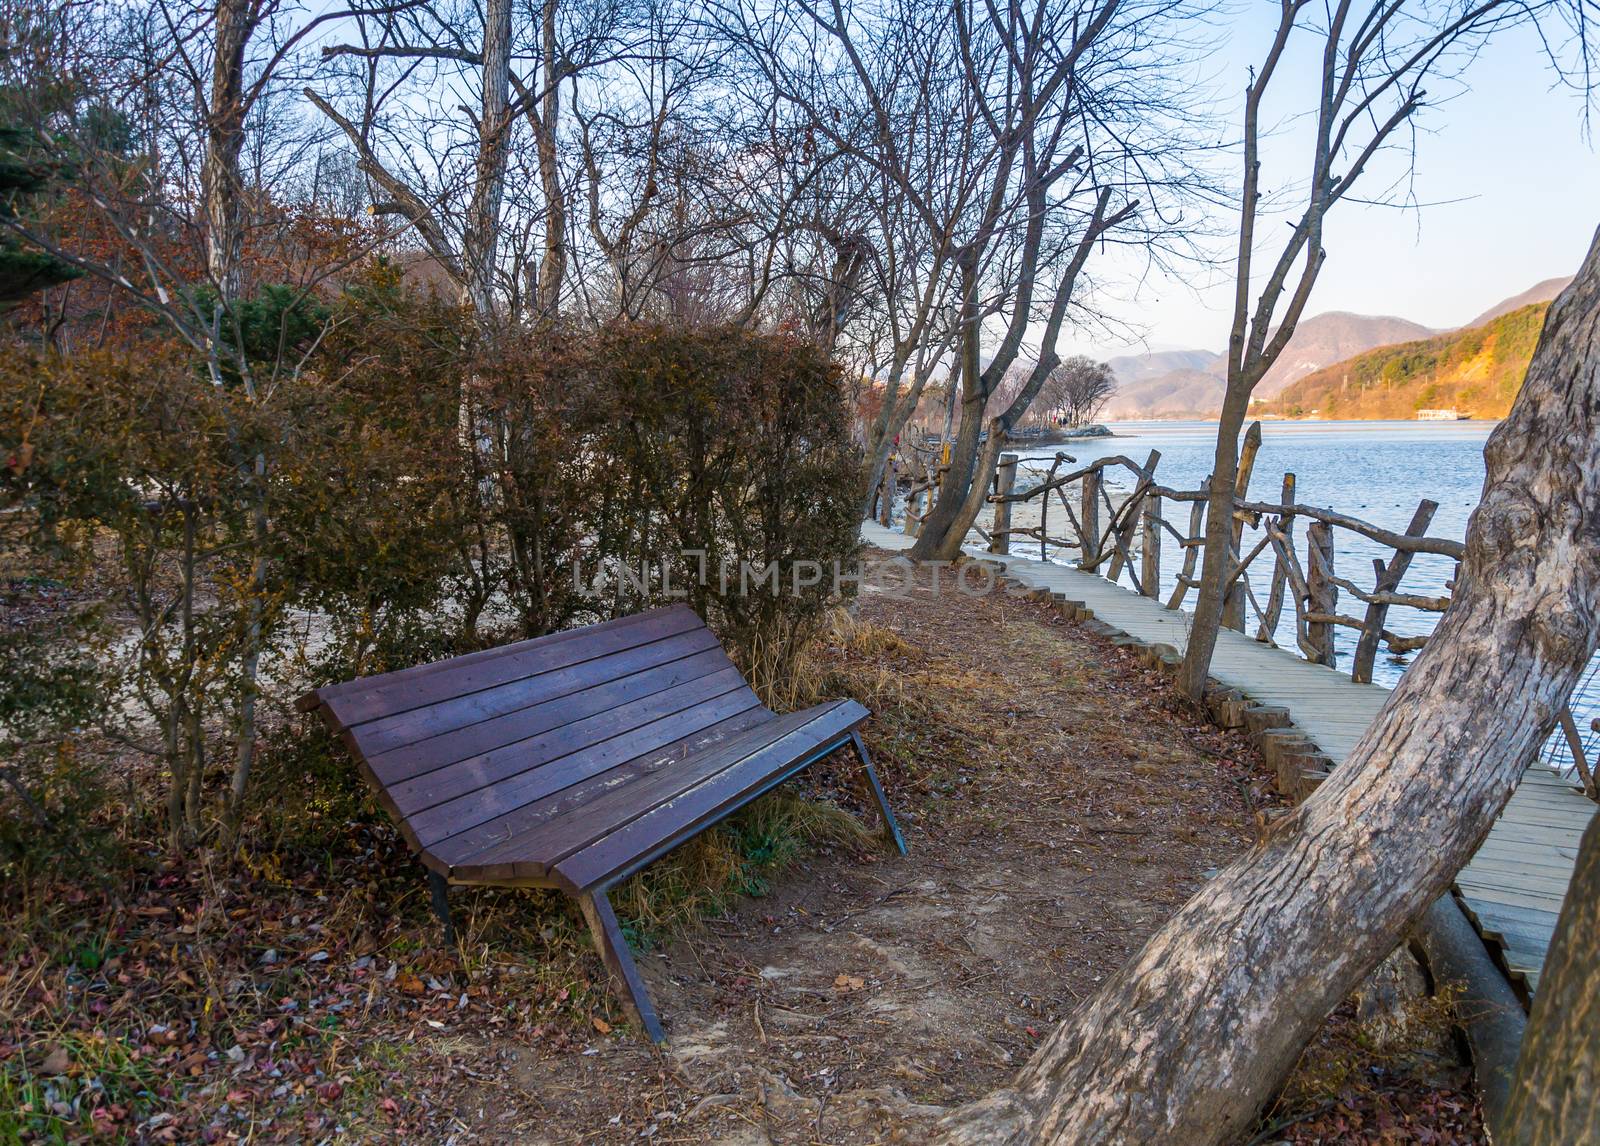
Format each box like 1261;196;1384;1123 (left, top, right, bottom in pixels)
1177;382;1249;698
534;0;565;315
202;0;252;303
858;354;926;520
909;380;985;560
910;266;984;560
1501;810;1600;1143
934;229;1600;1144
462;0;513;320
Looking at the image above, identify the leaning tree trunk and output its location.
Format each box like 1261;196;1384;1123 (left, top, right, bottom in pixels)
933;227;1600;1144
1501;810;1600;1143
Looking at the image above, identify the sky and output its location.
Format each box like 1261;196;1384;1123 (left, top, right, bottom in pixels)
1066;5;1600;359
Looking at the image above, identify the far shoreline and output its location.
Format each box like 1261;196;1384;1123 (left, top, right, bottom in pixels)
1096;415;1504;426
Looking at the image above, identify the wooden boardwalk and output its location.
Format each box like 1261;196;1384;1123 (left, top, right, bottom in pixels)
861;521;1595;996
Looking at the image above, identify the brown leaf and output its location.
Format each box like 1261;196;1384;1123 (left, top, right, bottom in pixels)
396;973;426;997
591;1015;612;1035
832;973;866;992
40;1046;71;1075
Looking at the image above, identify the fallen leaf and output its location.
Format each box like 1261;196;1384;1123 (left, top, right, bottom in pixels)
592;1016;613;1035
833;974;866;992
40;1046;70;1075
396;973;426;997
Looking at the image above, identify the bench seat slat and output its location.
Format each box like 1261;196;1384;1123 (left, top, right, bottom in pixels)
321;606;703;730
362;643;733;784
305;605;678;705
549;700;870;893
353;628;726;761
452;703;855;880
390;666;755;818
427;706;776;871
402;681;764;848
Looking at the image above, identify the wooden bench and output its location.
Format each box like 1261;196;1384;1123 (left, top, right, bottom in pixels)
298;604;905;1042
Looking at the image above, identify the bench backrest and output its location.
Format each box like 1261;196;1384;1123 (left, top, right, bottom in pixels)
300;605;771;851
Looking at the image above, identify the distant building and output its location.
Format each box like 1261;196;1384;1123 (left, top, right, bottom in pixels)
1416;408;1470;421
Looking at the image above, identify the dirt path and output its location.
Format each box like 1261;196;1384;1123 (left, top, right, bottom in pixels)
440;551;1277;1143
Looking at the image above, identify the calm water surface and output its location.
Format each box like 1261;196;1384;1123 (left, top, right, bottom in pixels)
1004;419;1596;772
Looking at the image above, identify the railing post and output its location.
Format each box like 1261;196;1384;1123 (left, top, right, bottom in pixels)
1109;449;1161;587
1351;498;1438;683
1258;473;1296;644
1141;492;1162;599
1081;468;1101;566
1305;520;1337;667
1168;476;1210;610
990;453;1018;555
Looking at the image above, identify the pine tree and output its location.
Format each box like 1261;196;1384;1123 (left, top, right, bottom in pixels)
0;124;80;306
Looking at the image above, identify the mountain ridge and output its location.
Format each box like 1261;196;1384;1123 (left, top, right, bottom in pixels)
1102;277;1569;419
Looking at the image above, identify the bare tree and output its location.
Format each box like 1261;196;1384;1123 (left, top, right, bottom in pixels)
934;225;1600;1145
904;0;1198;560
1176;0;1577;699
1046;355;1116;426
305;0;520;322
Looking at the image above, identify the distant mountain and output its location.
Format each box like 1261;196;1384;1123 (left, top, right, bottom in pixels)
1260;302;1549;421
1101;349;1224;418
1462;276;1572;329
1102;366;1223;419
1102;312;1436;417
1104;348;1221;386
1099;278;1576;419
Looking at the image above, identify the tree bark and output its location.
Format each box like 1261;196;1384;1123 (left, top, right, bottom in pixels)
462;0;513;320
909;255;984;560
934;229;1600;1144
532;0;565;316
202;0;254;303
1501;810;1600;1143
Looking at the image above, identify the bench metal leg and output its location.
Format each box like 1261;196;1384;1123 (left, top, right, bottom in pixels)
850;731;908;855
578;890;665;1044
427;870;455;944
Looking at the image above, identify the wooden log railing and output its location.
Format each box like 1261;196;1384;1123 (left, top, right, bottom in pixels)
977;426;1590;798
986;441;1463;682
896;431;1476;672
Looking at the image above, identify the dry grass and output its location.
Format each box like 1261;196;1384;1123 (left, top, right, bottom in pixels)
610;789;874;941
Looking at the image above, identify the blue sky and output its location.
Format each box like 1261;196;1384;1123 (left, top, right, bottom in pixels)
1070;7;1600;357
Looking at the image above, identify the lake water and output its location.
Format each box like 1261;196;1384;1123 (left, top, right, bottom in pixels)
1000;419;1597;778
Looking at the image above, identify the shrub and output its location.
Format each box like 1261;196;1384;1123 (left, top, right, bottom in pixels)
0;581;113;879
578;322;863;696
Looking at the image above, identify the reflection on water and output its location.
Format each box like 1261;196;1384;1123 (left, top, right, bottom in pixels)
996;419;1596;779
